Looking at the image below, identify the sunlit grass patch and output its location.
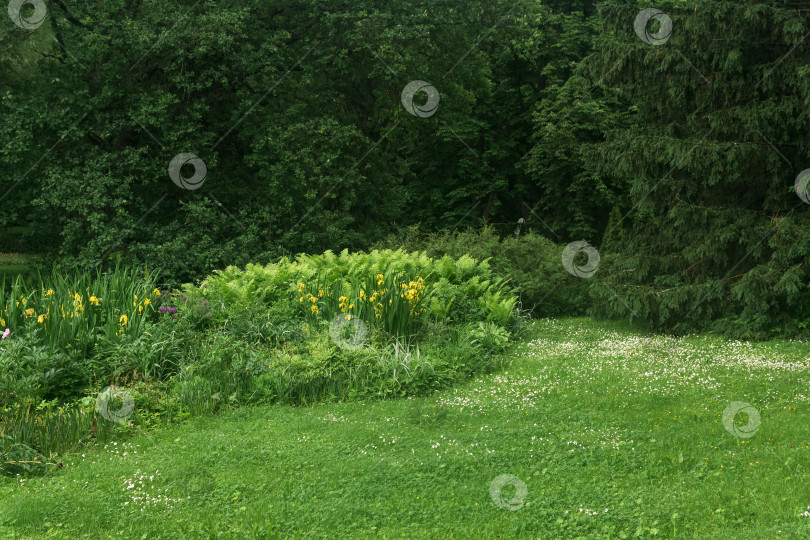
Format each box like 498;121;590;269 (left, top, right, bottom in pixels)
2;318;810;538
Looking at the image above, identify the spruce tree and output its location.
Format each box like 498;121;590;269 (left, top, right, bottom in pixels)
600;205;624;254
583;0;810;337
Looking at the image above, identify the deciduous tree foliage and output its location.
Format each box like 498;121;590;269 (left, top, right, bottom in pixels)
2;0;807;337
2;0;602;283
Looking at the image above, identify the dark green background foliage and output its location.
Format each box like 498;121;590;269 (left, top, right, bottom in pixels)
581;1;810;338
1;0;808;337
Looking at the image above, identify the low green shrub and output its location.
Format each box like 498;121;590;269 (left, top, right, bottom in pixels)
467;321;511;353
373;226;591;317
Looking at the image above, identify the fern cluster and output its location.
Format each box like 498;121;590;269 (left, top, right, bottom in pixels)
191;249;518;341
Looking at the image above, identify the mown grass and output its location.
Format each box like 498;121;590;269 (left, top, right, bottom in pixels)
1;317;809;538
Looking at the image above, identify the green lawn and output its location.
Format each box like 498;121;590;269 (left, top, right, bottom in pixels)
0;253;31;285
2;317;809;538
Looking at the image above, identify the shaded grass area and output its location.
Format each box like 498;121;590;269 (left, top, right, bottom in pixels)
0;253;31;284
1;318;809;538
0;252;42;292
